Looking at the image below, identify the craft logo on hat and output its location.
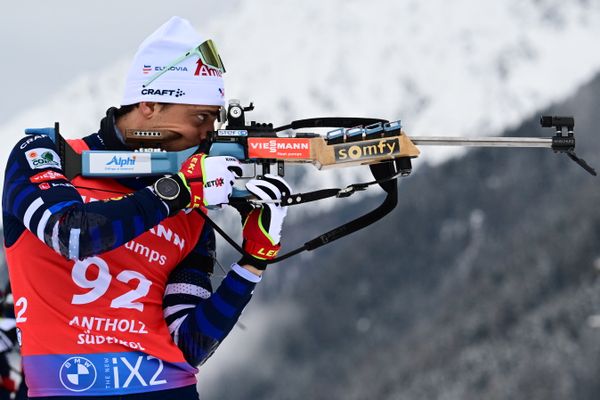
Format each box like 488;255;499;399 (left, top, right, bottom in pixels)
140;88;186;98
121;16;225;107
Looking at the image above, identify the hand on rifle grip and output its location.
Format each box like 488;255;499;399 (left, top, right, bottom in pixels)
237;174;292;269
178;154;242;208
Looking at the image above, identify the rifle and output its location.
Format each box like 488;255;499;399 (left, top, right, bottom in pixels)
27;101;596;263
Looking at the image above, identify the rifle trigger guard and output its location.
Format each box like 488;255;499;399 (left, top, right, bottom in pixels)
336;184;368;198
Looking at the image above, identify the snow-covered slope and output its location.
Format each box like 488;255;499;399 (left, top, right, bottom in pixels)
2;0;600;190
216;0;600;144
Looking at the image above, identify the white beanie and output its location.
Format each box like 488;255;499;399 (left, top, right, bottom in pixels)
121;16;225;106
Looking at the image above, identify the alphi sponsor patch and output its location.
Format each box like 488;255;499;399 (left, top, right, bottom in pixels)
88;152;152;175
25;148;61;169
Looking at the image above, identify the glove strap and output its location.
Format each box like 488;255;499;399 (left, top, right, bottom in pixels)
239;239;281;270
243;238;281;260
177;172;205;208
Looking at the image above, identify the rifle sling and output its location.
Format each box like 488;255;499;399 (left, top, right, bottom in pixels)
195;162;400;264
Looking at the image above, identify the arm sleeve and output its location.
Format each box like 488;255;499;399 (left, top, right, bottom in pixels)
163;224;258;367
2;134;170;260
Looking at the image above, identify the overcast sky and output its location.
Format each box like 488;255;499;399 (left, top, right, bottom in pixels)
0;0;233;123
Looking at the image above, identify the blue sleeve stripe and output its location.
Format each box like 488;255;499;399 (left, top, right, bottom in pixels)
113;220;124;247
224;274;253;295
193;308;225;340
210;293;237;318
12;186;37;215
48;200;80;214
177;318;212;362
5;162;19;185
194;225;216;258
90;226;101;254
133;216;144;236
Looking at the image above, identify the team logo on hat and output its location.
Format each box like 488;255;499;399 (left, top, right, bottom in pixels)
59;357;97;392
194;59;223;77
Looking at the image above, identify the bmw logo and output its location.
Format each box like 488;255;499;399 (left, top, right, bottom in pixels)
59;357;97;392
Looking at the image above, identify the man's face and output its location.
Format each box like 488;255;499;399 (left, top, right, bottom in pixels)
143;103;221;151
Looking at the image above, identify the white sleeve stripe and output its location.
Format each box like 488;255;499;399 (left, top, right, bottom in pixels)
36;209;52;242
0;332;13;353
68;228;81;260
159;199;170;215
167;315;189;338
52;221;61;254
23;197;44;230
165;283;211;299
164;304;195;319
232;263;262;283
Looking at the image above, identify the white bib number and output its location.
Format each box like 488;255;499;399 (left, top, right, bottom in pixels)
71;256;152;311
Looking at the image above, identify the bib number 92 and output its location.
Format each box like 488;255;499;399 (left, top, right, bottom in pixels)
71;256;151;311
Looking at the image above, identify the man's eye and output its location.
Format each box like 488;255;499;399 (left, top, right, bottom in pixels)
197;113;216;123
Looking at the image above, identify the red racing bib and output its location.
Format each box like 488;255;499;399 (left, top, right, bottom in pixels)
5;139;205;396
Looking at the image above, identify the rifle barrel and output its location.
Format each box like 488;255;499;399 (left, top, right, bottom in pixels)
409;136;553;148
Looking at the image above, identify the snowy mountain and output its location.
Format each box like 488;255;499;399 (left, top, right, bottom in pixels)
2;0;600;190
214;0;600;157
208;74;600;400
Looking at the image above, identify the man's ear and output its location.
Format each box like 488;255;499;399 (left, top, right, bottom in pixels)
138;102;159;118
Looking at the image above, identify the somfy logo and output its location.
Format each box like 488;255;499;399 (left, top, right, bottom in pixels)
334;138;400;161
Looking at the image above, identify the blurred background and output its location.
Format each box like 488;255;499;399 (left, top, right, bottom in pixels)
1;0;600;399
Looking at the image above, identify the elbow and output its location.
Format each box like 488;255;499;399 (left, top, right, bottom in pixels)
51;227;100;261
182;338;221;367
176;320;222;367
50;209;114;260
